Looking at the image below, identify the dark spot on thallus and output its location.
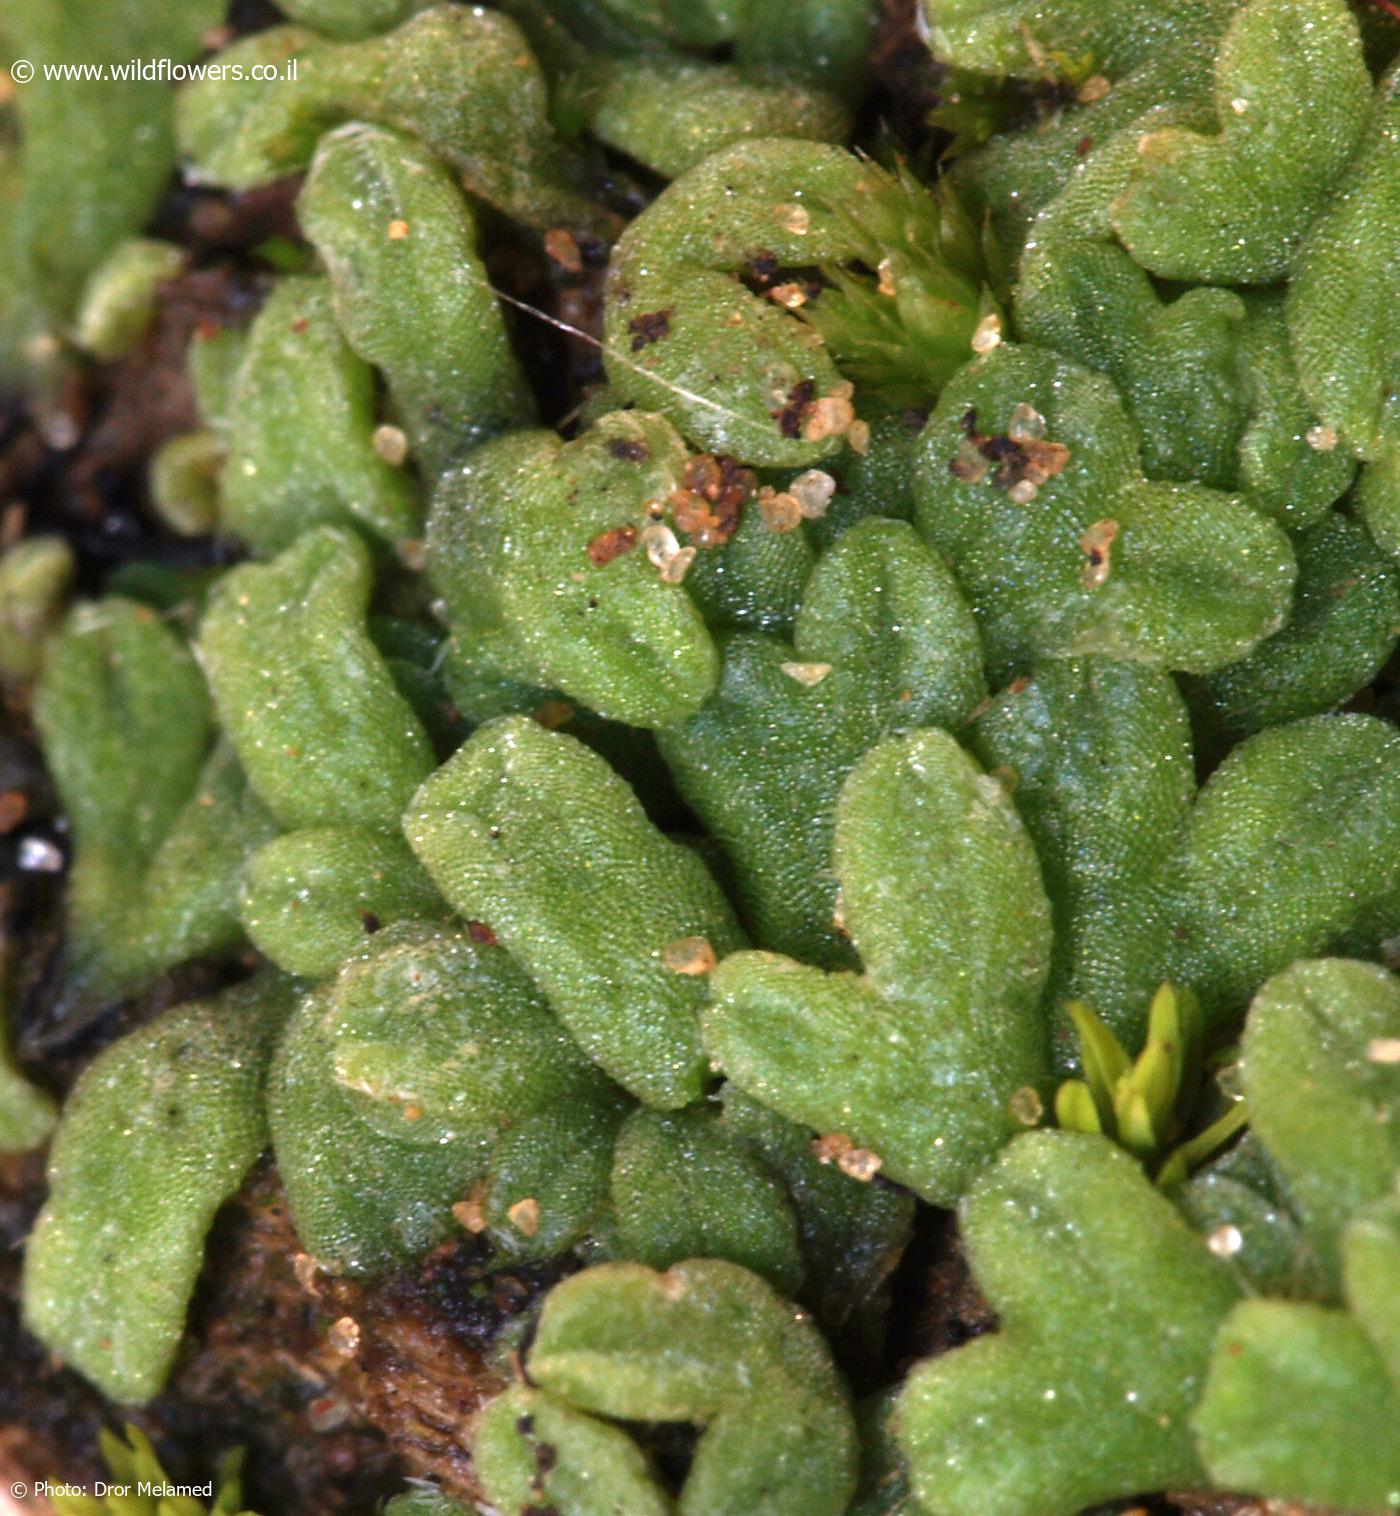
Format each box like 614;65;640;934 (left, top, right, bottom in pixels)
627;309;672;352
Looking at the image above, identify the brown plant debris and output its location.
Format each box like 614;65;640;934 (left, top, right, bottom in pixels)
627;310;672;352
668;454;755;548
949;405;1071;503
1079;518;1120;589
586;524;639;567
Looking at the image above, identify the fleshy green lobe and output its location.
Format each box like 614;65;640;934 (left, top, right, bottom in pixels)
217;276;421;554
586;59;850;180
659;632;871;971
924;0;1233;255
717;1087;914;1350
73;238;185;362
913;345;1297;683
1347;1194;1400;1386
525;1258;858;1516
36;599;210;862
1235;293;1356;528
241;827;449;979
1194;1299;1400;1510
426;411;718;729
34;603;272;997
64;742;276;996
1240;958;1400;1282
1014;127;1249;490
898;1131;1242;1516
917;0;1232;80
680;490;815;634
531;0;875;96
298;124;535;481
1192;1089;1400;1507
275;0;424;40
267;924;613;1274
177;6;609;239
660;519;985;966
610;1107;803;1293
481;1090;629;1262
0;536;74;682
405;717;744;1108
1110;0;1370;284
0;1010;56;1155
1288;61;1400;464
22;973;298;1402
793;518;986;730
199;527;434;832
705;727;1051;1203
1173;1132;1324;1299
475;1384;674;1516
1167;718;1400;1028
604;139;979;465
971;658;1193;1066
1186;512;1400;741
5;0;222;316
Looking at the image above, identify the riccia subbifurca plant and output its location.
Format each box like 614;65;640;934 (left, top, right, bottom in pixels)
4;0;1400;1512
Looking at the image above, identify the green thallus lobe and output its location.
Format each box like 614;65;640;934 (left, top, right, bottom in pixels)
9;0;1400;1509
